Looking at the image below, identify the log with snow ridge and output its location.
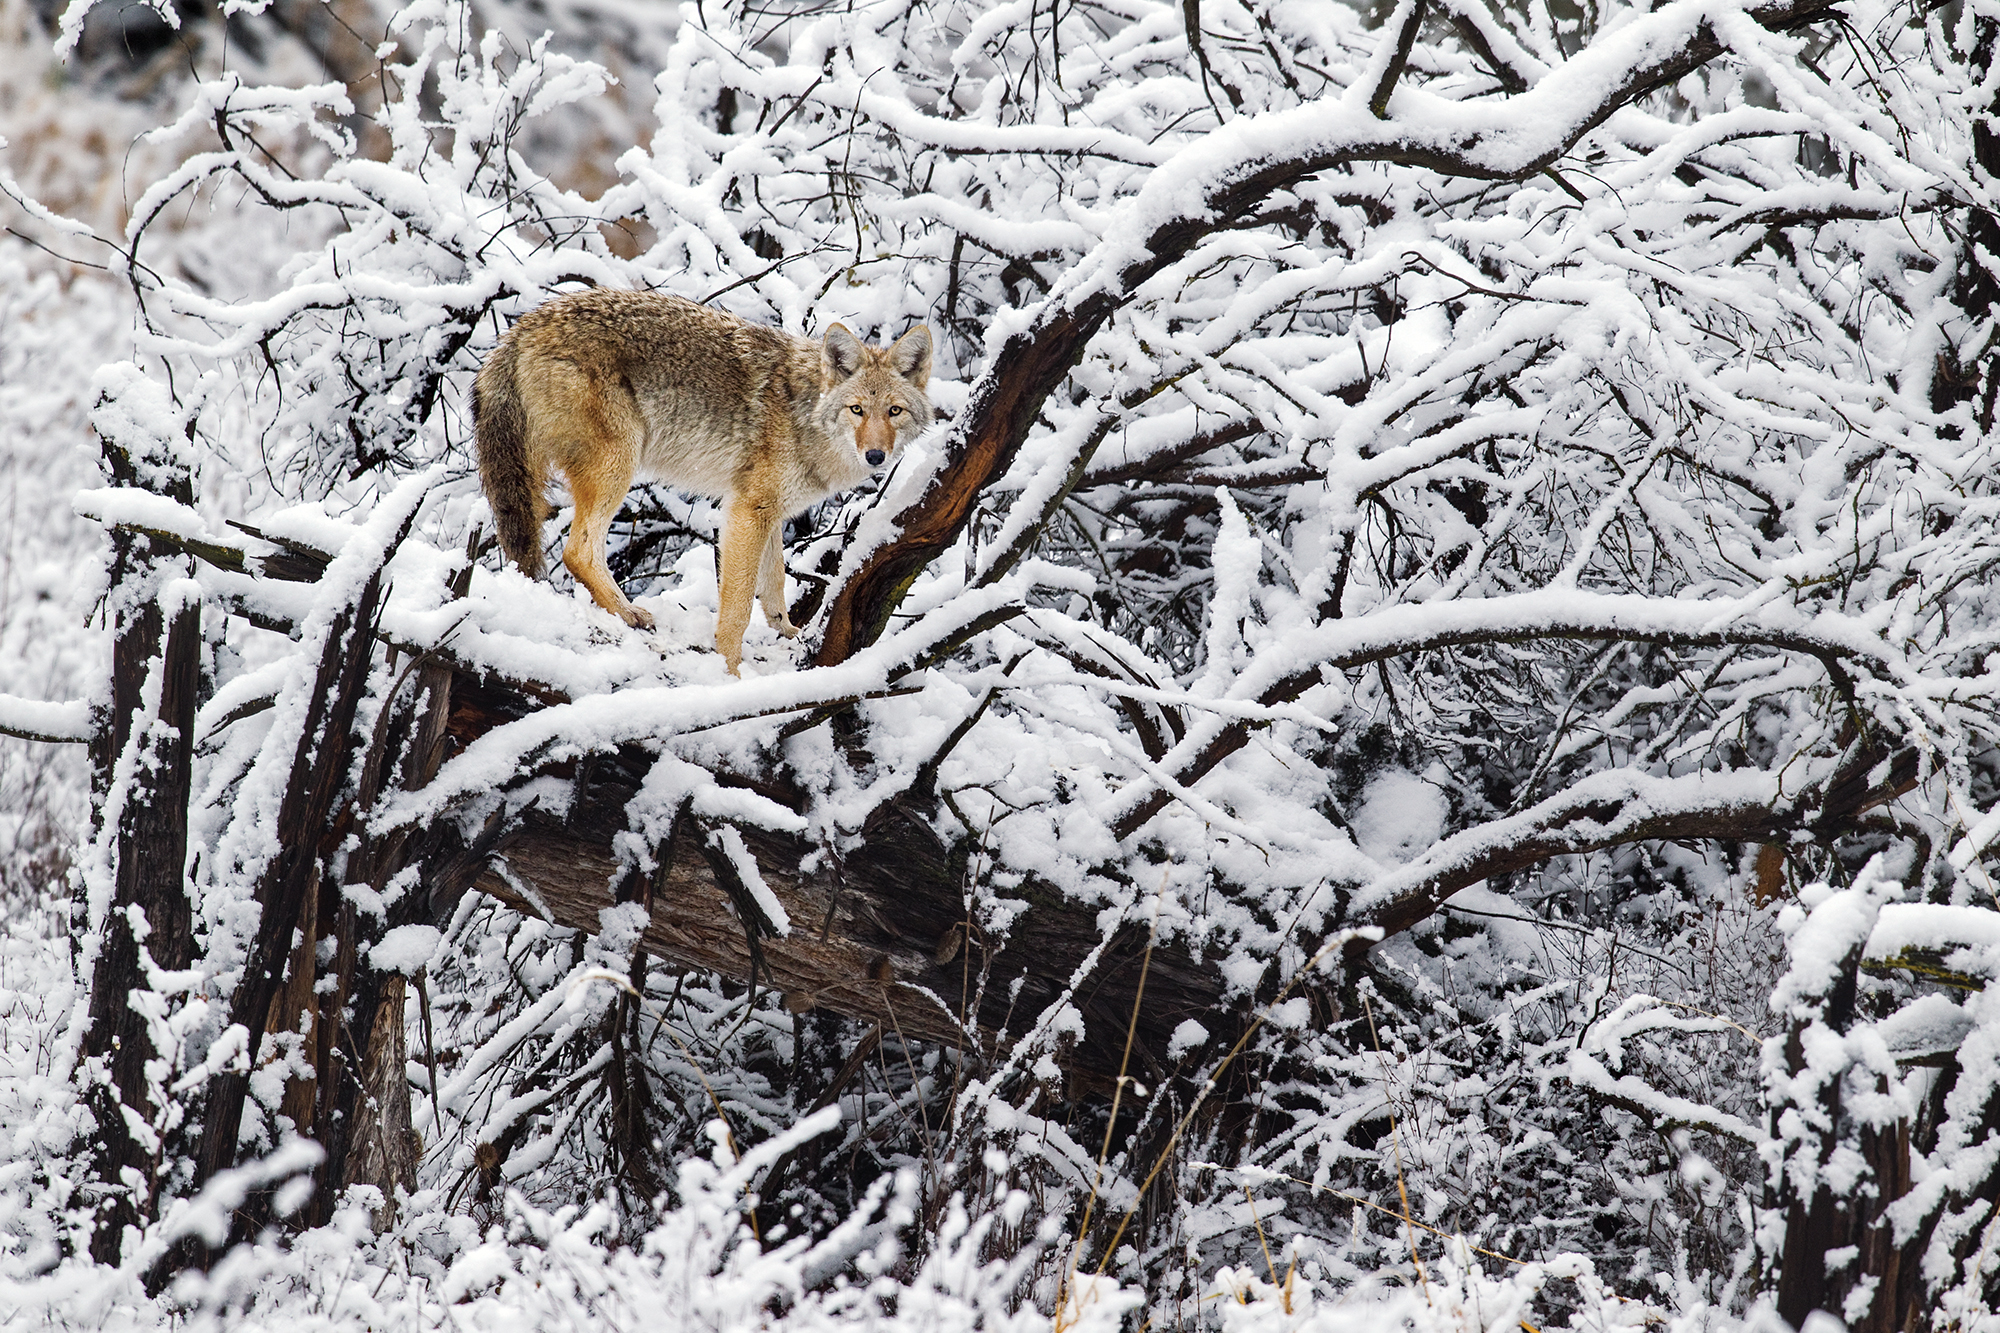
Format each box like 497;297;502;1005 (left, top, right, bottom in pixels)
441;671;1226;1096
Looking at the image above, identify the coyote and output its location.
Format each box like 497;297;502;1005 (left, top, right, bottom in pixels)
473;290;932;675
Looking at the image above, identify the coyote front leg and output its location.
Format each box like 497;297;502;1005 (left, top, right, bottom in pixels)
717;488;782;675
562;441;655;632
757;522;797;639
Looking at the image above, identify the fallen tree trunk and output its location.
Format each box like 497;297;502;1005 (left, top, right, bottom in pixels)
437;663;1927;1095
444;677;1226;1095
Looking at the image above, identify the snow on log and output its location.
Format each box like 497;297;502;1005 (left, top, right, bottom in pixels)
443;675;1223;1094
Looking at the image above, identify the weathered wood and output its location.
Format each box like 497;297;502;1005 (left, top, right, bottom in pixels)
461;711;1223;1094
190;571;388;1202
81;410;206;1264
104;521;1233;1092
305;569;475;1231
342;975;419;1230
122;525;1933;1106
81;580;201;1263
269;867;321;1137
446;689;1929;1094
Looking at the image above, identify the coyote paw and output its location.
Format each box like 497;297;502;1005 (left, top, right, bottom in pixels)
619;604;657;631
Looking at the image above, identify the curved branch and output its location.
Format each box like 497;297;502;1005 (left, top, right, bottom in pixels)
1352;744;1920;945
1108;590;1909;839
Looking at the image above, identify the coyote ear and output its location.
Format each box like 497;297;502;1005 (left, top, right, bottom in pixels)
888;324;932;388
823;324;865;382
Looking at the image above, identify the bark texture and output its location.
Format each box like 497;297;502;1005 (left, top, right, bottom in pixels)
80;433;201;1264
342;975;421;1230
455;682;1224;1093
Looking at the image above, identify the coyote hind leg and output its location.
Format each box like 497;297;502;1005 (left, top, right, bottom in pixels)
555;384;654;631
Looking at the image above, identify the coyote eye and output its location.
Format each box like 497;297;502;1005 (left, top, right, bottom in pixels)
887;405;904;416
849;405;865;416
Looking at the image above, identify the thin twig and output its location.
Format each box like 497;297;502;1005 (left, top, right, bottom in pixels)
1363;992;1430;1301
415;967;444;1141
1057;885;1161;1330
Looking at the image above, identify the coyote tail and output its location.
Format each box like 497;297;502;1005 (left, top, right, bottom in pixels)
473;346;545;579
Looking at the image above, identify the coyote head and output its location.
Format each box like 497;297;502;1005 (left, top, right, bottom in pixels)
819;324;933;470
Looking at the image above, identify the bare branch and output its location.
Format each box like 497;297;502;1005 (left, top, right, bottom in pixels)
1369;0;1432;119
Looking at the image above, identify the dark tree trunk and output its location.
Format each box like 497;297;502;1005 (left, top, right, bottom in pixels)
80;425;202;1264
1773;1014;1914;1329
80;586;200;1262
303;571;469;1230
187;573;388;1210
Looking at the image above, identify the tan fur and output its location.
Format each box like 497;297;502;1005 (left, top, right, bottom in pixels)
473;290;932;675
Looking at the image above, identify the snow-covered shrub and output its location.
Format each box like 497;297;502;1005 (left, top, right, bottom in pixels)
5;0;2000;1323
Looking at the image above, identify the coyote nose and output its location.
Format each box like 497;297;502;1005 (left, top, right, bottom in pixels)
865;448;886;466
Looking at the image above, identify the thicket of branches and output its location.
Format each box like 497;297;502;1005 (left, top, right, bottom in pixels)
3;0;2000;1324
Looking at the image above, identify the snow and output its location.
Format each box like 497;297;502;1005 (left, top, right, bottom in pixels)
1868;904;2000;978
705;823;791;937
1167;1018;1209;1061
0;693;92;743
1351;768;1449;866
369;925;444;975
6;0;2000;1322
